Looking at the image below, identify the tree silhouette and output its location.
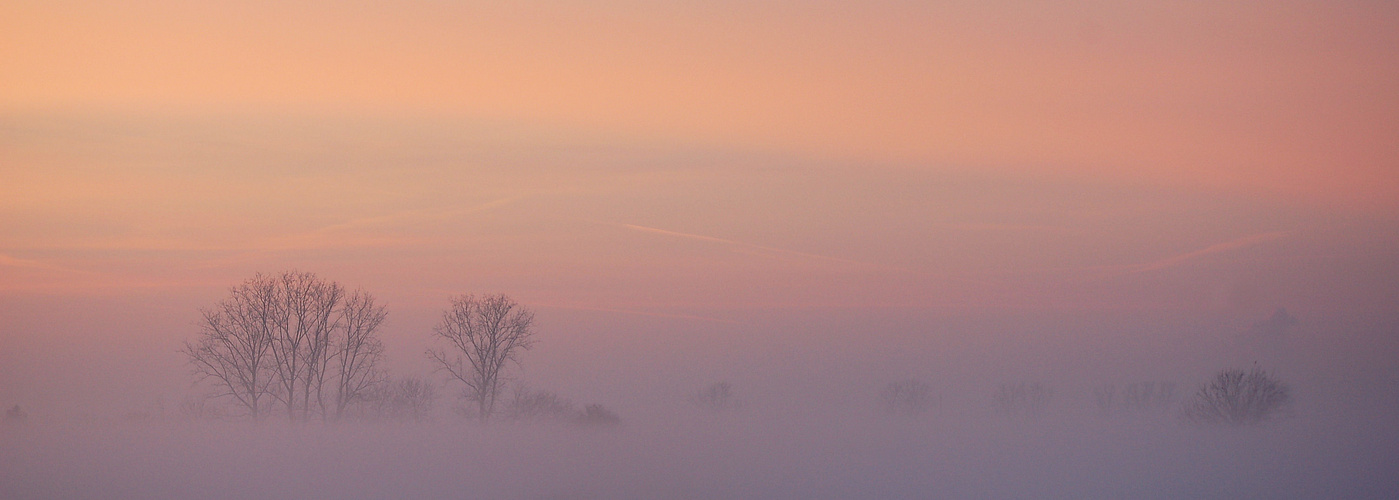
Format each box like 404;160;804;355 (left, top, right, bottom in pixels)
183;271;386;421
426;293;536;422
1183;365;1290;426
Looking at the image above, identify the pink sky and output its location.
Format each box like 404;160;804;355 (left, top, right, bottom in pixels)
2;1;1399;423
2;0;1396;314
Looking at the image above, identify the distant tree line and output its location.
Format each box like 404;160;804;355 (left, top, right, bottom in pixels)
184;271;618;425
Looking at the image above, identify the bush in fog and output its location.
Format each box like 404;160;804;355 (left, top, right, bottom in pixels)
178;395;228;421
1182;366;1291;426
4;405;26;424
1092;381;1176;416
993;382;1052;417
574;404;621;427
503;386;576;422
427;294;536;422
366;377;439;422
880;379;936;416
690;382;739;412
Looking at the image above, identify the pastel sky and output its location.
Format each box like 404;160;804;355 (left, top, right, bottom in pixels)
2;1;1397;353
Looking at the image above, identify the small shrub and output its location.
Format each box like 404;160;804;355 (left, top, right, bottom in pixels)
690;382;739;411
1183;366;1290;426
178;395;230;421
574;404;621;427
504;386;576;422
366;377;439;422
4;405;27;424
880;380;936;416
1093;381;1176;416
993;382;1052;417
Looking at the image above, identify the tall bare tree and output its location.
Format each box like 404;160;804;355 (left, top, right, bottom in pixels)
184;271;387;422
427;294;536;422
183;275;279;420
331;290;387;419
264;271;343;421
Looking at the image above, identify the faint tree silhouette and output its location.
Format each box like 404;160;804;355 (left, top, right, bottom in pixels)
4;405;26;424
880;379;936;416
1093;381;1176;416
366;376;439;422
993;382;1052;417
503;385;576;422
426;293;537;422
690;382;739;411
574;403;621;426
1183;365;1291;426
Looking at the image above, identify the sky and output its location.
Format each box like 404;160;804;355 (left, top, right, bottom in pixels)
1;0;1398;438
3;2;1399;498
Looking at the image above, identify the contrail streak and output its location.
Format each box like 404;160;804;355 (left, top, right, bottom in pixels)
541;303;740;324
619;223;900;270
1127;231;1290;274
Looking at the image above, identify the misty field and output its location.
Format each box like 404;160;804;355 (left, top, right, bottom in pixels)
4;397;1397;499
5;306;1399;499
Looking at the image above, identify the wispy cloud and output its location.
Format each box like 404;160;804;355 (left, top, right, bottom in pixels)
1126;231;1289;274
256;196;523;251
538;302;740;324
0;253;88;274
617;223;904;271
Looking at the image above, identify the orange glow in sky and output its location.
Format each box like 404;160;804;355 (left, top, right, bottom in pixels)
2;0;1397;314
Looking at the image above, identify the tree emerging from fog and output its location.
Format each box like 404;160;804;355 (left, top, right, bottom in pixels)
182;271;387;422
1183;366;1291;426
426;293;536;422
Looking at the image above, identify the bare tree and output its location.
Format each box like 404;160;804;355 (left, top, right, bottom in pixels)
881;379;936;416
184;271;387;422
1183;366;1291;426
183;276;279;420
331;291;387;420
265;271;343;422
426;293;536;422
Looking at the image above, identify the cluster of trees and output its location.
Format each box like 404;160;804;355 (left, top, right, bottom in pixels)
185;272;600;424
1093;381;1177;416
875;368;1288;427
186;272;1290;429
183;272;386;422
